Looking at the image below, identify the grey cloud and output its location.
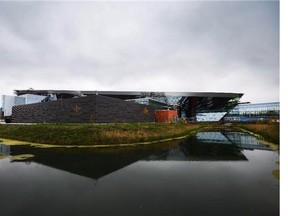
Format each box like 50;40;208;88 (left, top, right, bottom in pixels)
0;1;279;103
157;2;279;68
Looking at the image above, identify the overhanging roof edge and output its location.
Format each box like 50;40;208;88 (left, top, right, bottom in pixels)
13;89;243;98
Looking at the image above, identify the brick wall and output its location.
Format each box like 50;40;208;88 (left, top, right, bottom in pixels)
12;95;156;123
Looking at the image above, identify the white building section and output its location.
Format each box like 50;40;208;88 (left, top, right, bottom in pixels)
20;94;47;104
1;94;45;117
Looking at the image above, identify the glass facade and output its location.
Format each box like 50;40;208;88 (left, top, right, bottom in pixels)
224;102;279;122
130;98;280;122
22;94;46;104
127;98;169;109
129;96;241;122
134;95;182;106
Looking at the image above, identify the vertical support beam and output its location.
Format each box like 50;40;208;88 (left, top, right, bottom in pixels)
189;97;198;118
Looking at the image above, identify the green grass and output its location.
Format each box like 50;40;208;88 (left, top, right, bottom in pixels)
0;123;203;146
0;122;280;147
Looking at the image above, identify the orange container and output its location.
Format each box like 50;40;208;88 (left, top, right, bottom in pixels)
155;110;178;123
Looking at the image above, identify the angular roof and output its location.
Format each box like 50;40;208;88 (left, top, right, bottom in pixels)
14;89;243;99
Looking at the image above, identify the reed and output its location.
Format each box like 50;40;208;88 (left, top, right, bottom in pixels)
237;122;279;144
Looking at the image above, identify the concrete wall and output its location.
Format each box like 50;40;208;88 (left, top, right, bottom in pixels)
12;95;156;123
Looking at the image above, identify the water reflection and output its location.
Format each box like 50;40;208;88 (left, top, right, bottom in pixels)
154;132;272;161
0;143;10;156
0;141;182;180
197;132;272;151
0;132;279;216
0;132;272;181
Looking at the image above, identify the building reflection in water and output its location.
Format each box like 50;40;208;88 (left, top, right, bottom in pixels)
0;132;271;181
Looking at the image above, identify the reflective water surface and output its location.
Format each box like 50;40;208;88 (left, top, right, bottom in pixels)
0;132;279;216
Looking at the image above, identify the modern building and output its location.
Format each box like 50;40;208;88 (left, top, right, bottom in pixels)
1;89;279;123
224;102;280;122
9;89;244;123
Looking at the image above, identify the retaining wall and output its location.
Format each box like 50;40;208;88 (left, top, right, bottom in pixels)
12;95;156;123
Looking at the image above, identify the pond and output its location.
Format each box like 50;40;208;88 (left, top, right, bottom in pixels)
0;131;279;216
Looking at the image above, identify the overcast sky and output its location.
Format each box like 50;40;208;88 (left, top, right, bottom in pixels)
0;1;279;103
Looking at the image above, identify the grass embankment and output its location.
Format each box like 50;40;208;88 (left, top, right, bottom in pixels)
0;123;203;146
237;122;279;145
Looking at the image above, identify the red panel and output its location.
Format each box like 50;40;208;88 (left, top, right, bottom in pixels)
155;110;178;123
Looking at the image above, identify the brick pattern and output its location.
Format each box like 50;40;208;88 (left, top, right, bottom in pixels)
12;95;156;123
